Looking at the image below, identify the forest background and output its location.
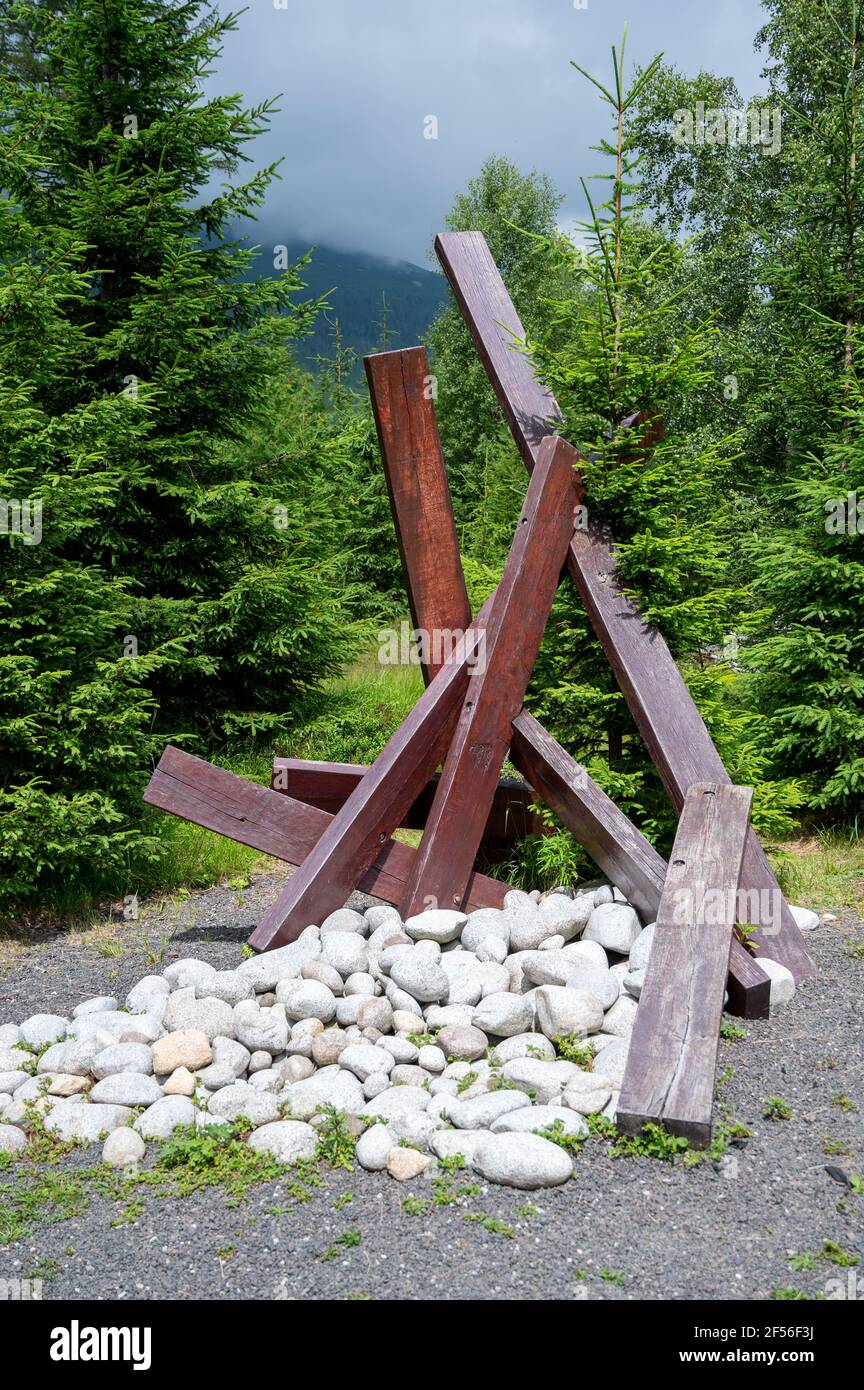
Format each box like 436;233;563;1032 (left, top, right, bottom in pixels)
2;0;862;924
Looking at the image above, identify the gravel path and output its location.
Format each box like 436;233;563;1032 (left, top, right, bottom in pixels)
1;870;861;1302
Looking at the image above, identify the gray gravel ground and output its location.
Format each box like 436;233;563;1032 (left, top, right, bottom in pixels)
1;869;861;1302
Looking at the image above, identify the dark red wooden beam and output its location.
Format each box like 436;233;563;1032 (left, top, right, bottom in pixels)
144;746;511;913
365;348;471;683
434;229;814;985
400;435;577;915
271;758;545;839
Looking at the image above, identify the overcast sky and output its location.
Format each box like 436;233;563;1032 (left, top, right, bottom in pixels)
213;0;768;265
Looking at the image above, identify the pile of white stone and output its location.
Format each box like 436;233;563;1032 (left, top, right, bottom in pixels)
0;886;805;1189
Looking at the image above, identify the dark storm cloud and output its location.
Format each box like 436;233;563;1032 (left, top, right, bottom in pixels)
212;0;767;264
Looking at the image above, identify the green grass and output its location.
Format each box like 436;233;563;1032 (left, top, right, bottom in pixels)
285;657;424;765
0;1169;91;1246
321;1227;362;1260
1;1114;370;1248
137;660;425;905
312;1106;358;1170
768;828;864;913
832;1093;858;1113
823;1139;853;1155
402;1196;431;1216
553;1034;594;1067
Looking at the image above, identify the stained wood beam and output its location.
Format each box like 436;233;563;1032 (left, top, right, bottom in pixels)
365;347;471;683
271;758;545;839
143;746;511;913
400;435;577;915
434;229;814;985
617;783;753;1146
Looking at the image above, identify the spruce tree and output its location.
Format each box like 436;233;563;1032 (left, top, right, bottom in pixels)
0;1;356;909
522;32;798;844
1;0;354;743
741;0;864;811
0;191;171;908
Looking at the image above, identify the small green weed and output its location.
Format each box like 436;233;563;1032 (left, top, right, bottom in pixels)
605;1121;690;1162
763;1096;793;1121
464;1212;514;1237
553;1034;593;1067
824;1140;853;1156
314;1107;357;1170
818;1239;858;1268
536;1119;587;1160
322;1227;362;1259
720;1018;747;1041
832;1093;858;1113
402;1196;431;1216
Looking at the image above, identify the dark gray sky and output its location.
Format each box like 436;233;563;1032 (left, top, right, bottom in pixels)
213;0;768;265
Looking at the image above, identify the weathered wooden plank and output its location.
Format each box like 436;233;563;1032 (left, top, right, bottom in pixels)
509;711;770;1019
248;592;498;951
143;747;511;913
400;436;577;915
365;348;472;682
270;758;545;839
617;783;753;1146
434;229;815;985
